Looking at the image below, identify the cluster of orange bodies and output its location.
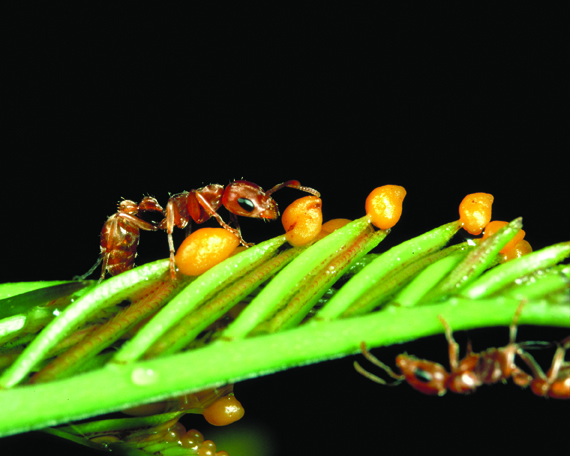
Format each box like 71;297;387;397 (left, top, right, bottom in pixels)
92;424;229;455
172;184;407;277
174;186;531;277
459;193;532;261
120;387;243;454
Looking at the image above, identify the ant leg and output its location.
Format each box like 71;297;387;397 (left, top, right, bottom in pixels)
438;315;460;371
544;337;570;382
465;339;474;356
184;218;193;239
508;301;526;346
196;193;253;247
512;348;539;388
99;253;110;284
165;199;180;279
74;256;103;281
229;213;245;239
161;193;193;279
520;337;570;398
498;301;529;381
354;342;403;385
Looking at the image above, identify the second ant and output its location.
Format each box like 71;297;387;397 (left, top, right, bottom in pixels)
355;304;569;399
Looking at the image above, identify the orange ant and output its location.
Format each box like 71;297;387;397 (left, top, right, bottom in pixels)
79;197;165;284
354;305;541;396
157;180;320;278
517;335;570;399
85;180;319;282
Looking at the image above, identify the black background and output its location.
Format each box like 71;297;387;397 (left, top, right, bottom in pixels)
4;4;569;455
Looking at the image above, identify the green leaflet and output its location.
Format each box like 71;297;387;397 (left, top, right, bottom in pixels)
0;213;568;447
112;235;286;364
0;260;170;388
0;281;94;319
219;216;380;340
419;218;523;302
317;220;462;319
460;241;570;299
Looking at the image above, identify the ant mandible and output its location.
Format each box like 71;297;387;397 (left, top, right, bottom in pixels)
517;335;570;399
157;180;320;279
80;197;165;284
354;304;537;396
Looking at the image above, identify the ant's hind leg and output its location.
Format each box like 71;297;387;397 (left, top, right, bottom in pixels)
73;256;103;281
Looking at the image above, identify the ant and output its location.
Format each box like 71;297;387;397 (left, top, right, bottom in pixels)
79;197;165;284
354;304;541;396
86;180;319;282
157;180;320;279
517;335;570;399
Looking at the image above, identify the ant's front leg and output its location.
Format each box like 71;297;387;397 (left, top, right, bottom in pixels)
195;192;253;247
533;336;570;399
354;342;404;385
228;212;254;247
515;345;568;398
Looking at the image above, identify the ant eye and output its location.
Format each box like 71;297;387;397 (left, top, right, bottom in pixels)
237;198;255;213
414;368;433;383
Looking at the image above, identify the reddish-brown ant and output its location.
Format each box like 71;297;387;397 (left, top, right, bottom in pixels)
158;180;320;278
85;180;319;282
354;305;539;396
517;335;570;399
79;197;164;283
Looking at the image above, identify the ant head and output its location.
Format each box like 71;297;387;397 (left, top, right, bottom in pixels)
395;354;449;396
118;200;139;214
138;196;164;214
222;180;279;219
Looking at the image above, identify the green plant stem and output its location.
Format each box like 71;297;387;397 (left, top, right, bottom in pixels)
0;297;567;438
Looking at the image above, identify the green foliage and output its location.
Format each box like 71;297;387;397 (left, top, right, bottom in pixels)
0;217;568;454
